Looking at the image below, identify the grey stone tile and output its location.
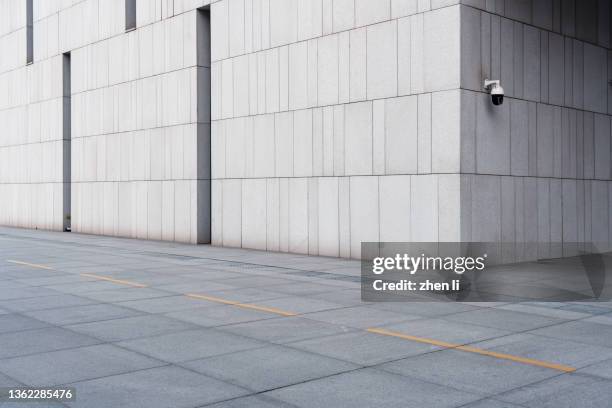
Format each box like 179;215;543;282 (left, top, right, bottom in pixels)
24;304;142;326
577;358;612;380
443;308;566;332
0;314;49;334
118;328;265;363
118;295;217;314
242;296;344;314
496;303;591;320
302;306;420;329
0;327;101;359
0;401;66;407
43;281;136;294
265;368;481;408
164;305;280;328
0;287;61;301
0;344;164;386
458;398;525;408
379;318;511;345
379;349;558;395
78;288;172;303
155;281;237;294
371;302;481;317
200;288;288;303
266;282;340;296
0;372;21;388
472;333;612;369
289;331;440;365
497;373;612;408
0;294;97;313
182;345;357;392
582;313;612;326
528;321;612;348
221;317;355;344
66;366;248;408
67;315;199;342
204;395;297;408
308;289;367;306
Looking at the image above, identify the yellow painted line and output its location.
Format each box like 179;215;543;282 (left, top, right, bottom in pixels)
366;328;576;373
185;293;297;317
80;273;147;288
7;260;54;270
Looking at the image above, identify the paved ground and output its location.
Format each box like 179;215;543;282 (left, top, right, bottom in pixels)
1;227;612;408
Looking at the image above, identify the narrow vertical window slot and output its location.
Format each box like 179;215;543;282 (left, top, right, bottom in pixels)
62;52;71;231
26;0;33;64
125;0;137;31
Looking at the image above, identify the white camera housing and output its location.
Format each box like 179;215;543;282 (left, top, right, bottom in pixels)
484;79;504;106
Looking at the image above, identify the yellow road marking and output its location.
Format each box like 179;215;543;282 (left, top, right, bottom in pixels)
7;260;54;270
80;273;147;288
185;293;297;317
367;328;576;373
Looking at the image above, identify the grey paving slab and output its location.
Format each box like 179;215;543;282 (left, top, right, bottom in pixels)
214;276;298;289
220;317;355;344
458;398;525;408
66;366;249;408
155;281;237;294
497;373;612;408
24;304;143;326
117;295;218;314
265;282;341;296
496;303;591;320
472;333;612;369
0;287;62;301
204;395;298;408
370;301;481;317
379;349;559;395
75;287;171;303
0;314;50;334
0;372;21;388
288;331;440;365
245;296;345;314
0;344;165;386
0;327;101;359
198;288;288;303
265;368;481;408
582;313;612;326
67;315;200;342
164;305;280;328
302;306;420;329
0;402;66;407
43;280;137;294
13;275;92;287
379;318;512;345
0;294;97;313
577;358;612;380
182;345;357;392
307;289;367;306
118;328;266;363
443;308;567;332
528;321;612;348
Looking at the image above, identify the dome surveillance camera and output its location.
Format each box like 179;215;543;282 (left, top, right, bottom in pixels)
484;79;504;106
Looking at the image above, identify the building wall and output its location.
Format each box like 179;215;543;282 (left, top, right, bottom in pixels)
459;0;612;260
1;0;610;260
0;1;66;230
0;0;212;243
209;0;465;258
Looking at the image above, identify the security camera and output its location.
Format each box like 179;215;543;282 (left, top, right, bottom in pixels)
484;79;504;106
